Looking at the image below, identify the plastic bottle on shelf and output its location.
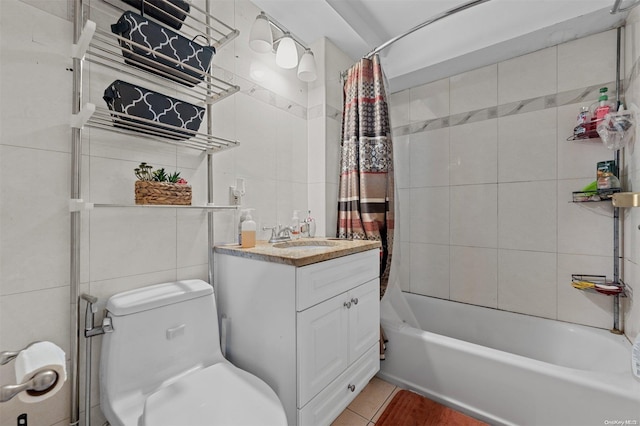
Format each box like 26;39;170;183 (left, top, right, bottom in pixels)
594;87;613;122
577;106;590;125
241;209;256;248
290;210;301;240
596;172;621;190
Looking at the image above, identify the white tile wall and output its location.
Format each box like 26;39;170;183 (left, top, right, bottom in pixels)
498;180;557;252
393;134;411;189
409;78;450;121
450;246;498;308
450;64;498;115
409;187;449;245
449;119;497;185
450;184;497;248
498;46;557;105
557;30;618;93
391;28;630;327
389;89;410;127
409;128;450;188
409;242;449;299
498;249;557;319
498;109;557;182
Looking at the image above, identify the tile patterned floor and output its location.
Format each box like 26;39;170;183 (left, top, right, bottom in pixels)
331;377;400;426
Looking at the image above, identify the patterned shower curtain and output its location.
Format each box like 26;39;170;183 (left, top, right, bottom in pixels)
338;54;395;301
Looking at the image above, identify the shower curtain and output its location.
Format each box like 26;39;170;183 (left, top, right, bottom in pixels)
338;54;394;296
338;55;395;358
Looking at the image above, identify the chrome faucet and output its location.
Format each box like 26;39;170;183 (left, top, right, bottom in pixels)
263;225;292;243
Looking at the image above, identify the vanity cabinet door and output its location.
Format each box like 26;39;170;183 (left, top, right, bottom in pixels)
297;293;349;407
348;278;380;363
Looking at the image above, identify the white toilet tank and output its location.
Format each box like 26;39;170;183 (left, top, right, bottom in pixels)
100;280;224;425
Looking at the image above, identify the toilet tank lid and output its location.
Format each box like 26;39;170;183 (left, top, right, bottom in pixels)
106;280;213;316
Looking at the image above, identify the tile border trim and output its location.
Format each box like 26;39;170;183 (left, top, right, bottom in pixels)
392;81;618;136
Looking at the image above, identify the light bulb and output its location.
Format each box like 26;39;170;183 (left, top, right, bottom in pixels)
275;34;298;69
297;50;317;82
249;13;273;53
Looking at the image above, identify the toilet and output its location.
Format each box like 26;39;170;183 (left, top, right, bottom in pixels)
99;279;287;426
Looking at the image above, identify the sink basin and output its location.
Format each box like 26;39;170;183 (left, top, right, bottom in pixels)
272;240;340;250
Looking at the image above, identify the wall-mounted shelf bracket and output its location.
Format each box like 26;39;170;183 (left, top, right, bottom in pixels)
71;103;96;129
205;85;240;105
69;199;94;212
71;20;96;59
213;29;240;50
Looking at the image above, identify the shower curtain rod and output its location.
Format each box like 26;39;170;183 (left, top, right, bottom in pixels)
610;0;640;14
361;0;637;61
339;0;491;81
364;0;491;60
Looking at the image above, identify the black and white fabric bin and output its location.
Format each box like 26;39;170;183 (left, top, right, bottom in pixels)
111;11;216;86
103;80;205;140
121;0;190;30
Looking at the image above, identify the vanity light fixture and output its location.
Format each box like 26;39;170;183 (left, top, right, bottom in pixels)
249;12;273;53
249;12;317;81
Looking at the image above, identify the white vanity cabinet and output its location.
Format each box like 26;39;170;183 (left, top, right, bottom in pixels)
214;246;380;426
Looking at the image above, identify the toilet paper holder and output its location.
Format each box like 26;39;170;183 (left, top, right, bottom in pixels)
0;342;59;403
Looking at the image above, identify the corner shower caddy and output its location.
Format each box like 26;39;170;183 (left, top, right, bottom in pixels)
566;27;631;335
69;1;241;424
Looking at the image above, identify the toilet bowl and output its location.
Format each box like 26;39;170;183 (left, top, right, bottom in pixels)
99;279;287;426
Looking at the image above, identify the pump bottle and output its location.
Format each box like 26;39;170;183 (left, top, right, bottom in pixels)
241;210;256;248
238;209;249;245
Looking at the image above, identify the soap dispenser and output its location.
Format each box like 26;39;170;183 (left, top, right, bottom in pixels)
238;209;249;246
241;209;256;248
290;210;301;240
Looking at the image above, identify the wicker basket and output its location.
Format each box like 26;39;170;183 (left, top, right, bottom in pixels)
135;180;192;205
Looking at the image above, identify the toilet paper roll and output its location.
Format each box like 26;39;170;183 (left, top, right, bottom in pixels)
14;341;67;403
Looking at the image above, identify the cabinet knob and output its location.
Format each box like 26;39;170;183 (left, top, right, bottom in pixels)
343;301;352;309
351;297;359;305
347;384;355;392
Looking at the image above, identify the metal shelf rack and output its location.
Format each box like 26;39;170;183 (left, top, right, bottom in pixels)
69;1;241;425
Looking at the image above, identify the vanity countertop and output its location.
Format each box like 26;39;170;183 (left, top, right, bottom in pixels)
214;238;381;267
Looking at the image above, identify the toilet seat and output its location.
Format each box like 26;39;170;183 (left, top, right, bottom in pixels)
142;362;287;426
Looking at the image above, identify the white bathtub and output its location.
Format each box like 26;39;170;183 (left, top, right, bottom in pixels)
378;292;640;426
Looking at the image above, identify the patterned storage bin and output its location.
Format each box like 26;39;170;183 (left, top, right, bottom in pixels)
121;0;190;30
103;80;205;140
111;11;215;86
